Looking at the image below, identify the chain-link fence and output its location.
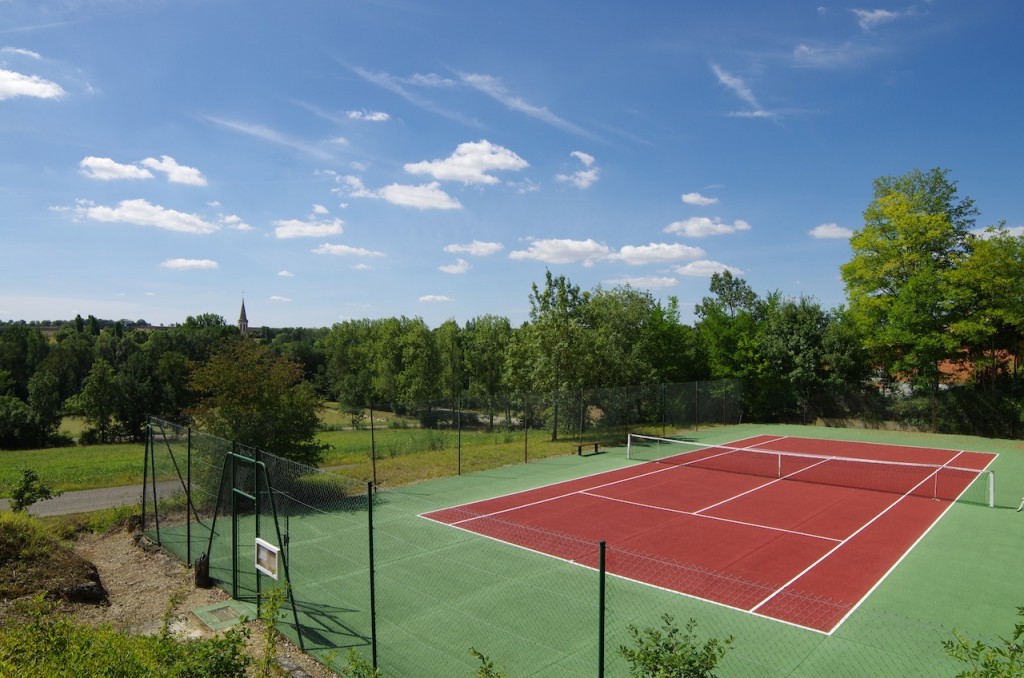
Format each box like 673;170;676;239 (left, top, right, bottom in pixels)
142;414;1002;677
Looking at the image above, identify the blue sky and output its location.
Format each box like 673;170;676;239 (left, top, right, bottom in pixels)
1;1;1021;329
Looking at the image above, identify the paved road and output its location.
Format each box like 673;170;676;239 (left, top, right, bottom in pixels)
0;480;180;517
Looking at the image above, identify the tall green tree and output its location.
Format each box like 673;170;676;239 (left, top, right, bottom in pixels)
695;271;761;379
464;314;513;429
69;358;119;443
434;319;464;410
841;168;977;390
187;339;325;466
512;271;593;440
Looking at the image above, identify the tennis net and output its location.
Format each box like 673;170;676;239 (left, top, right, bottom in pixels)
626;434;994;507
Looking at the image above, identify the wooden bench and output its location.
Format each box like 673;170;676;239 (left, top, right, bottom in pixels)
576;441;600;456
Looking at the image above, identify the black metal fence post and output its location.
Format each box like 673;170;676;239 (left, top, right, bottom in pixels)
368;481;378;670
598;540;606;678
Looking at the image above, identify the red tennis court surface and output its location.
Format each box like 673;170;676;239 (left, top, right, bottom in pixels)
422;435;996;633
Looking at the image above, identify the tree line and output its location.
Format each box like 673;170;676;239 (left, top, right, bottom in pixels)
2;167;1022;452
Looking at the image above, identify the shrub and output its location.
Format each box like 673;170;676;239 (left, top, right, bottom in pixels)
943;607;1024;677
617;614;733;678
8;468;62;513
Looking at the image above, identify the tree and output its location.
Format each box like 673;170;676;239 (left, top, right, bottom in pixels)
695;272;761;379
943;606;1023;677
8;468;62;512
187;339;326;466
434;319;464;410
514;271;593;440
68;358;118;443
464;315;513;429
841;168;977;390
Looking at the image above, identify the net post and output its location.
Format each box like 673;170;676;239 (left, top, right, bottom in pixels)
988;471;995;508
626;434;632;460
597;540;606;678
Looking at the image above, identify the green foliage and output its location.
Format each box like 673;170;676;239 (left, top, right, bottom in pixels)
943;607;1024;677
471;648;508;677
0;595;251;677
338;647;381;677
255;586;287;677
188;339;326;466
617;614;734;678
8;468;62;513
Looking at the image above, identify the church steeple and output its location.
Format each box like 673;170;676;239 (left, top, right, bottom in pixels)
238;299;249;334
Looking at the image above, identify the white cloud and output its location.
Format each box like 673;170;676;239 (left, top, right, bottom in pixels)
851;8;909;31
140;155;207;186
611;243;706;265
352;263;373;271
79;157;154;181
682;192;719;206
444;240;504;256
312;204;329;215
219;214;252;231
419;295;453;303
312;243;386;257
664;216;751;237
508;238;611;266
77;198;219;234
160;258;218;270
347;110;390;121
675;260;743;277
378;182;462;210
809;223;853;239
340;175;462;210
603;276;679;290
274;217;344;239
0;68;64;100
270;295;292;302
278;270;294;277
556;150;600;189
404;140;528;185
439;259;470;274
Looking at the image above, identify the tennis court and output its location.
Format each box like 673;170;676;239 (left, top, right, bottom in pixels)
423;434;997;633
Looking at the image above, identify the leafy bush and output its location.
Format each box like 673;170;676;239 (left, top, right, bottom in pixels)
0;595;251;677
617;614;734;678
8;468;62;513
943;607;1024;677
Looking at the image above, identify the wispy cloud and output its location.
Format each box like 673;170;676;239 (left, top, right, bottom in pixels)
405;140;528;185
444;240;504;256
160;258;218;270
460;72;594;138
0;68;63;100
664;217;751;238
419;295;453;303
2;47;42;59
270;295;292;302
278;270;294;277
206;116;333;160
710;63;775;119
340;175;462;210
349;65;479;126
851;8;913;31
